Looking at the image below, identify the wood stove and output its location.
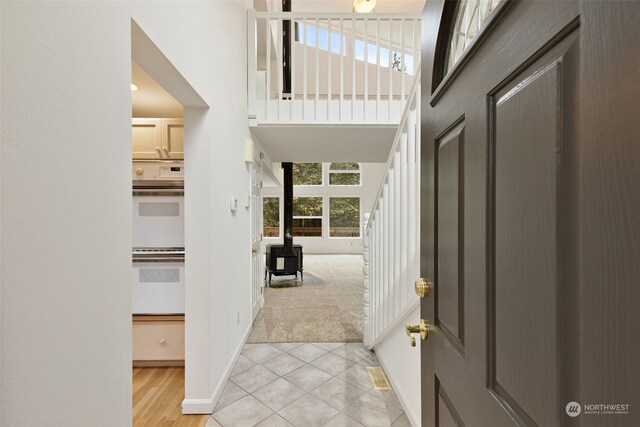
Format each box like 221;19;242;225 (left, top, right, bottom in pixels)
265;243;303;284
265;162;303;285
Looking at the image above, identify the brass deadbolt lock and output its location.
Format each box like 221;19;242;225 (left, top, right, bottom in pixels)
415;277;433;298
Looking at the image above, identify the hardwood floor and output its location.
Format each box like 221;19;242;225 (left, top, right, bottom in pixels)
133;367;209;427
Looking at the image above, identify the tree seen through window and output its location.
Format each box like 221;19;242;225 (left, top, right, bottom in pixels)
330;197;360;237
263;197;280;237
293;163;322;185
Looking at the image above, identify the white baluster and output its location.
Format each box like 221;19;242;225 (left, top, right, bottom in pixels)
364;18;368;122
351;18;356;122
393;150;401;317
376;18;381;122
303;18;307;121
315;17;320;121
340;18;344;121
400;131;408;309
327;18;332;121
388;20;392;122
363;213;371;347
248;9;257;120
401;18;406;106
278;17;283;121
291;17;295;121
266;17;271;122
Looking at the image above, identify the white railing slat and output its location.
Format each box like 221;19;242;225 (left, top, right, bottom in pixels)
388;20;392;122
290;17;295;121
327;18;332;121
340;18;344;121
363;66;421;349
248;10;420;124
364;18;368;121
303;18;308;121
277;17;283;121
266;17;271;121
315;17;320;121
248;9;257;119
401;19;406;105
376;19;381;122
351;17;356;122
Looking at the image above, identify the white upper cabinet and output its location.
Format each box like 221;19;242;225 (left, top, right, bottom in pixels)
132;118;183;160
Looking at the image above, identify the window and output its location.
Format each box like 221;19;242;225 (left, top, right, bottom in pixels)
354;41;415;76
330;197;360;237
295;22;347;55
263;197;280;237
293;196;323;236
329;163;361;185
446;0;502;75
295;23;414;75
293;163;323;185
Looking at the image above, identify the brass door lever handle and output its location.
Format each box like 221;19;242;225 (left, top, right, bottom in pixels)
405;319;432;347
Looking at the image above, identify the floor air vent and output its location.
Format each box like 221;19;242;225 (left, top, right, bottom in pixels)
366;366;392;390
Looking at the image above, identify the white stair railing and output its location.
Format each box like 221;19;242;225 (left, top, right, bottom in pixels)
248;10;420;125
363;68;420;348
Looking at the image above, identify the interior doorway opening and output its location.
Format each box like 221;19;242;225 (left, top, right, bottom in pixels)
248;161;386;343
130;18;209;425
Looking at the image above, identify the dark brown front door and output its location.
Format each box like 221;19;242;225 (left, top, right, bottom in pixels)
420;1;640;426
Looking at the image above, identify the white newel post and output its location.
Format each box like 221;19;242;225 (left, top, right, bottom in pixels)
363;212;371;347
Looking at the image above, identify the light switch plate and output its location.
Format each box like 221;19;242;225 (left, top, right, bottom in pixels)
230;197;238;212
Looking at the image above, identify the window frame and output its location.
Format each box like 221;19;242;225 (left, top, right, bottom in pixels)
328;162;362;187
292;196;324;238
328;196;362;239
262;196;281;238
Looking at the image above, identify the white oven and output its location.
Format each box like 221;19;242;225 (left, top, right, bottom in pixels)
132;251;184;315
132;161;184;248
132;162;185;315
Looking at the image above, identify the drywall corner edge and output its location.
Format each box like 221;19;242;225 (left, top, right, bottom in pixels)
182;323;252;414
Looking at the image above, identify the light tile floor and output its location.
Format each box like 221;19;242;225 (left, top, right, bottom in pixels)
207;342;410;427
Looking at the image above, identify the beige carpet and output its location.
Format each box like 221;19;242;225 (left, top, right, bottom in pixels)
247;255;364;343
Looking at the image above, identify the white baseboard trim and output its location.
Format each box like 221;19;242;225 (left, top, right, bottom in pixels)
181;398;215;414
182;323;252;414
376;348;420;427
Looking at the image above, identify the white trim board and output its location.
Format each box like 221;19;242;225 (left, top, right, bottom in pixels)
181;323;252;414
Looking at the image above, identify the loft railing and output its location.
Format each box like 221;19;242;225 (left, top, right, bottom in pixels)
363;68;420;348
248;10;421;124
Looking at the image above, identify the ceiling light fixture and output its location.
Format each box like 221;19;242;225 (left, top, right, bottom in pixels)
131;83;138;91
353;0;376;13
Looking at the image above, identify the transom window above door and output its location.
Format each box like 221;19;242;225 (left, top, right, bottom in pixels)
447;0;502;73
433;0;503;90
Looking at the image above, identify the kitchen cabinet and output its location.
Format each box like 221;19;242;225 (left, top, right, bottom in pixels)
132;118;184;160
132;315;184;366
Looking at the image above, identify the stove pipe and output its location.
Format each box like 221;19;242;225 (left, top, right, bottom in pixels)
282;162;295;255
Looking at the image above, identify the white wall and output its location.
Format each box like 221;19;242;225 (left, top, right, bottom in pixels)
375;307;422;426
1;1;252;425
262;163;386;254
